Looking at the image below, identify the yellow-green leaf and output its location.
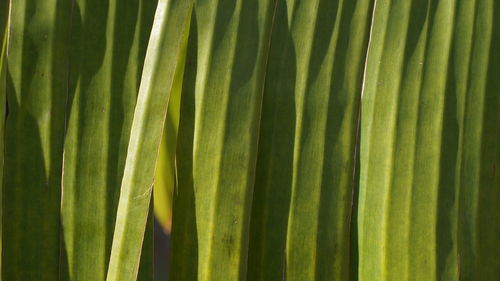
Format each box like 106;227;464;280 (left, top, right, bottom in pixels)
357;1;500;280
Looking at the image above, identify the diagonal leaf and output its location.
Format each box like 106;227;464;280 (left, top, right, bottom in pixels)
246;0;373;280
105;0;193;280
170;0;278;279
2;0;70;279
60;0;157;280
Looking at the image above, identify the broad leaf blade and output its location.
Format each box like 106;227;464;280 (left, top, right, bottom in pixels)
170;0;278;279
106;0;193;280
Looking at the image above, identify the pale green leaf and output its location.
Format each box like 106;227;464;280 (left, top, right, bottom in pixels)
106;0;193;280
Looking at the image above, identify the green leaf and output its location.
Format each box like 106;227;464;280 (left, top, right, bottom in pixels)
2;0;70;279
170;0;278;279
246;0;373;280
105;0;193;280
357;0;492;280
60;0;157;280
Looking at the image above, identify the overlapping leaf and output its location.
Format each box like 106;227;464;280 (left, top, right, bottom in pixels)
1;0;499;281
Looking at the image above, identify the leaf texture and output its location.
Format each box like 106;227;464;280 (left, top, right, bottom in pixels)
246;0;373;280
358;0;499;280
170;0;279;279
359;0;459;280
1;1;499;281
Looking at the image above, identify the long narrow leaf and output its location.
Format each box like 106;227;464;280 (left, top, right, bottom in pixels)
105;0;193;280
